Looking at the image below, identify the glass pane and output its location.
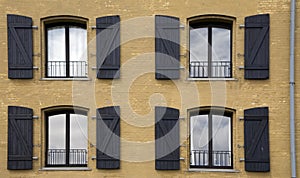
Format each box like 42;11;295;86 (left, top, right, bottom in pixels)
190;28;208;77
190;115;209;166
69;27;87;77
212;28;231;77
70;114;88;165
212;115;231;167
47;27;66;77
48;114;66;165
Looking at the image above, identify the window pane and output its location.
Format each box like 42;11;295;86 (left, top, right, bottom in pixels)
190;115;209;166
47;27;66;77
212;115;231;167
70;114;88;165
48;114;66;165
212;28;231;77
69;27;87;77
190;28;208;77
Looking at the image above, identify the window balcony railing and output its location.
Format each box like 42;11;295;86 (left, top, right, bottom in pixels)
47;149;88;166
47;61;87;78
189;61;231;78
190;150;231;167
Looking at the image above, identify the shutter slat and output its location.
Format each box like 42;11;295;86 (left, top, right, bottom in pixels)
7;106;33;170
7;14;33;79
155;15;180;80
96;16;120;79
155;106;180;170
244;14;269;79
244;107;270;172
96;106;120;169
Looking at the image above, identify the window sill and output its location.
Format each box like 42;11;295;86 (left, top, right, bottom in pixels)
187;78;238;81
40;78;92;81
188;168;240;173
39;167;92;171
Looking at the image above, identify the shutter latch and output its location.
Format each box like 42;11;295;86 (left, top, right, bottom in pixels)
239;24;245;28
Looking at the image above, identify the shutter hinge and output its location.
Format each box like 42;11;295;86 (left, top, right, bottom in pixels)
179;66;185;70
32;156;38;160
91;156;97;160
33;115;39;119
239;158;245;162
179;24;185;29
92;67;97;70
238;66;245;70
32;26;38;29
239;24;245;29
179;116;185;120
238;117;244;120
237;144;244;148
180;157;185;161
33;66;39;70
91;26;97;29
91;116;97;119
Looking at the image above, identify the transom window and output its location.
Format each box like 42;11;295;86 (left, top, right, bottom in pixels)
46;22;87;78
189;20;232;78
45;109;88;167
190;108;233;169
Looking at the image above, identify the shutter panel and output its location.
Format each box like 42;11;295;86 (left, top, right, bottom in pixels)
155;15;180;80
7;14;33;79
96;106;120;169
7;106;33;170
96;16;120;79
244;14;269;79
155;106;180;170
244;107;270;172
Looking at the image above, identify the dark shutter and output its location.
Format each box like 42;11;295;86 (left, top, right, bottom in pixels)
7;106;33;170
155;106;180;170
155;15;180;80
244;14;269;79
244;107;270;172
7;14;33;79
96;106;120;169
96;16;120;79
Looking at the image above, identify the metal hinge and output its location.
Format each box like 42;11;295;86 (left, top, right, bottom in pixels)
33;116;39;119
91;156;97;160
179;116;185;120
33;66;39;70
91;116;97;119
239;24;245;29
32;157;38;160
238;117;244;120
238;66;245;70
180;157;185;161
179;24;185;29
239;158;245;162
32;26;38;29
91;67;97;70
91;26;97;29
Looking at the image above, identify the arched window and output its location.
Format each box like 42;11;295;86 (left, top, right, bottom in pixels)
45;20;87;78
45;108;88;167
189;16;233;78
189;107;233;169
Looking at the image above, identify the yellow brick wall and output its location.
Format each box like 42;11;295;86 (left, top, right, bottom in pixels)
0;0;296;177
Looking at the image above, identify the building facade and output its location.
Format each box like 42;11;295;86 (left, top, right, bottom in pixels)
0;0;299;177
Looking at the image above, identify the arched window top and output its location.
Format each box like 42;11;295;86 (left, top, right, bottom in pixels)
189;106;235;116
43;105;88;116
188;14;235;24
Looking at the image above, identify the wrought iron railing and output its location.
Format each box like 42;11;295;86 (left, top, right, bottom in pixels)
189;61;231;78
47;61;87;77
47;149;87;165
190;150;231;167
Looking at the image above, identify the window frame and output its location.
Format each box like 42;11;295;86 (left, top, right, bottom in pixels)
189;19;233;78
45;21;87;78
45;108;88;167
189;107;233;169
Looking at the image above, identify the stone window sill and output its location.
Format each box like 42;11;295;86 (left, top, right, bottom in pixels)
187;78;238;81
40;167;92;171
40;78;92;81
188;168;240;173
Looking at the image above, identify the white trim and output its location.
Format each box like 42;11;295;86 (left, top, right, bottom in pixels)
39;167;92;171
187;78;238;81
188;168;240;173
40;78;92;81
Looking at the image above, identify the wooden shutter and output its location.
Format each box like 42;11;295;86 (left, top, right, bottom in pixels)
96;106;120;169
7;106;33;170
155;106;180;170
7;14;33;79
96;16;120;79
155;15;180;80
244;14;270;79
244;107;270;172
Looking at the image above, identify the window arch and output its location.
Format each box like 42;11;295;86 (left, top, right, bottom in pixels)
44;106;88;167
189;106;234;169
188;15;234;78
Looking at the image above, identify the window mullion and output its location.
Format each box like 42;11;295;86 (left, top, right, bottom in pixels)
208;114;213;167
208;27;212;78
66;26;70;78
66;113;70;166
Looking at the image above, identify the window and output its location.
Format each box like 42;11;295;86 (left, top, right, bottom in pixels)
45;109;88;167
189;19;232;78
46;22;87;78
189;108;233;169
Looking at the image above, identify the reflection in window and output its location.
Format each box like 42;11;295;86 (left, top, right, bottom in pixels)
46;110;88;167
190;109;232;169
46;22;87;78
189;21;232;78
